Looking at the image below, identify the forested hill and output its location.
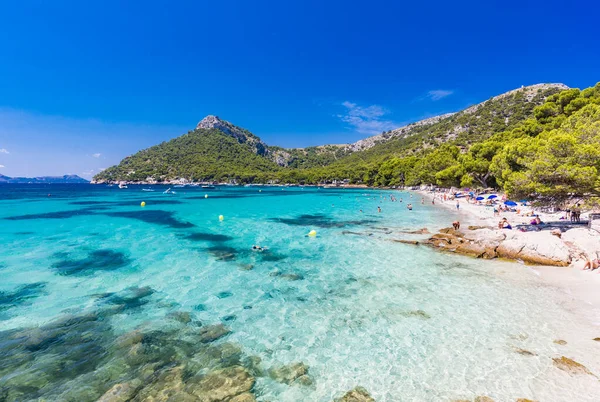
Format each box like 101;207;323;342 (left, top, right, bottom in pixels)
93;83;570;184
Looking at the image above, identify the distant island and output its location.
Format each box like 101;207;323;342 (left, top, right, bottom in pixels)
0;174;89;184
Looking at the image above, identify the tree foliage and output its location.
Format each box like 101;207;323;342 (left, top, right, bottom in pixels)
94;82;600;204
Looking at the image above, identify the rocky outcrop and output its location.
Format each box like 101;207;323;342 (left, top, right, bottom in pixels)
197;115;269;156
335;386;375;402
496;231;571;266
345;114;455;152
422;227;576;266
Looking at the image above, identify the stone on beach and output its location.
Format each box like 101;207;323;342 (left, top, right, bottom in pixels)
335;386;375;402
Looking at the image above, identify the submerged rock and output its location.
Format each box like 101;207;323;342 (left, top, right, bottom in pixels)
400;310;431;319
593;337;600;342
553;339;567;345
187;366;255;401
552;356;595;376
514;348;537;356
97;380;142;402
114;330;144;348
132;365;192;401
335;386;375;402
474;397;495;402
270;270;304;281
242;356;264;377
198;324;231;343
229;393;257;402
268;362;312;385
393;239;420;245
167;311;193;324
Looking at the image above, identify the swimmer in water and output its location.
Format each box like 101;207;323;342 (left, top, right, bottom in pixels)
252;245;266;252
377;206;381;213
407;204;413;210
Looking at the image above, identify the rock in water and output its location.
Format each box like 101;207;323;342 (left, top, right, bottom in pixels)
268;362;312;385
229;393;257;402
335;386;375;402
552;356;595;376
553;339;567;345
132;365;195;401
198;323;231;343
97;380;141;402
188;366;255;401
474;397;495;402
167;311;192;324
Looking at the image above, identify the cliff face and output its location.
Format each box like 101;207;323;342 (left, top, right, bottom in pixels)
197;115;268;156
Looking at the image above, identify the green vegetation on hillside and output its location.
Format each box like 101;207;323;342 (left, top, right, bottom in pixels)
95;82;600;204
96;129;281;183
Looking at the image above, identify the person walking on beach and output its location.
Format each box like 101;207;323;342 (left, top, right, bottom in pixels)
452;221;460;230
456;200;460;210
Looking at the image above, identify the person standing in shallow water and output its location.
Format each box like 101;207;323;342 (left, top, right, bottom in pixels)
456;200;460;210
377;206;381;213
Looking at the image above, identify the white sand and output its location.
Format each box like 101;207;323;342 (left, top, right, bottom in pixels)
415;189;600;308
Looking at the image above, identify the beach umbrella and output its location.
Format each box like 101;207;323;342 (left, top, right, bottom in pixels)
504;200;517;206
475;196;485;201
487;194;498;199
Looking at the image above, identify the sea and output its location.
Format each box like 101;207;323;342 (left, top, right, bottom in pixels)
1;184;599;401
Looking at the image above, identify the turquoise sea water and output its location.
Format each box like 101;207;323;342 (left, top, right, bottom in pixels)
1;184;599;401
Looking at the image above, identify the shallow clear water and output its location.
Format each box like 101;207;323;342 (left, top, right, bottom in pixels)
1;184;599;401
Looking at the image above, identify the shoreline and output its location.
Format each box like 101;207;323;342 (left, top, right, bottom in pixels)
412;189;600;307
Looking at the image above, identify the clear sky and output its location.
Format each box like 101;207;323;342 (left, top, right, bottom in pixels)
1;0;599;179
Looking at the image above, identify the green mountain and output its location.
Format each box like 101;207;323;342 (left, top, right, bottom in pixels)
93;83;569;185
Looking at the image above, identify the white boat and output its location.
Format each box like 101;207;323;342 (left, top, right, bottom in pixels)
163;188;176;194
142;188;155;192
201;185;216;189
118;183;128;189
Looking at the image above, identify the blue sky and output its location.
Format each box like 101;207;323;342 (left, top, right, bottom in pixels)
1;0;599;178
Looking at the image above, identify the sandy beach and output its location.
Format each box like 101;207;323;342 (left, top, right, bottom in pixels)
415;189;600;308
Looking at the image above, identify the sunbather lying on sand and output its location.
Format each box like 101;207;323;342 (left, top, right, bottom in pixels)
582;255;600;271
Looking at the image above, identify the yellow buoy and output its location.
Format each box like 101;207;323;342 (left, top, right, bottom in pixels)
140;201;146;207
219;215;224;221
205;194;208;199
308;230;317;237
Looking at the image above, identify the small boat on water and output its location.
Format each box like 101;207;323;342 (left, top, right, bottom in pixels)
142;188;155;192
173;185;186;188
118;183;128;189
201;185;216;189
163;188;176;194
